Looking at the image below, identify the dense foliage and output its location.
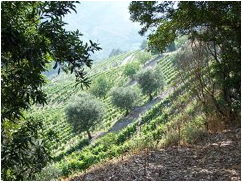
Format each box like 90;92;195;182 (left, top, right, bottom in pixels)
1;119;55;180
1;1;101;180
90;75;112;99
2;1;101;124
123;61;141;79
110;87;139;115
65;96;105;140
129;1;241;125
136;66;165;101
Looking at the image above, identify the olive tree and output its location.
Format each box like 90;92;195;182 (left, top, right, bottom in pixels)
110;87;139;115
123;62;140;79
136;66;165;101
90;75;112;99
66;97;105;140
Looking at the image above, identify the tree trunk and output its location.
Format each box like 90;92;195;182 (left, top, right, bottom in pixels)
87;130;92;140
125;109;129;116
149;93;153;101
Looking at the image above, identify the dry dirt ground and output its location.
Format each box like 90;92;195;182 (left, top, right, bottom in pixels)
67;127;241;181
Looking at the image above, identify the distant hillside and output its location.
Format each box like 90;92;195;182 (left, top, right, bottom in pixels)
63;1;145;60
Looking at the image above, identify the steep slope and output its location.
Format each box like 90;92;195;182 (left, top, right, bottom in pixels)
35;41;235;181
56;46;240;180
30;51;136;157
67;127;241;181
108;86;173;133
33;49;178;180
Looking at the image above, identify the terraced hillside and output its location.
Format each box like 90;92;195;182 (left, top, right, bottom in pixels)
32;48;181;180
32;38;240;181
2;2;240;181
28;40;240;181
29;52;134;154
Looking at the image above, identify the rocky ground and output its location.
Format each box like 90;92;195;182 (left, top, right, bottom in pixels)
67;127;241;181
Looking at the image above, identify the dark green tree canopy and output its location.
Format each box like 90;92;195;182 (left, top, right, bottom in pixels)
110;86;139;115
129;1;241;121
129;1;240;52
65;96;104;140
1;1;101;124
135;66;165;101
1;2;101;180
1;118;57;180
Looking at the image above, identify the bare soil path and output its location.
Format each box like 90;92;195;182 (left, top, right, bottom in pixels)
91;87;173;142
127;54;164;86
121;54;134;66
91;54;172;141
109;87;173;133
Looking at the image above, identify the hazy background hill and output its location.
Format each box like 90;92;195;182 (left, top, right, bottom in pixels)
63;1;145;60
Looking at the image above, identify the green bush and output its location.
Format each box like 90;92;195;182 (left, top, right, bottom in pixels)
35;164;62;181
136;51;153;65
182;116;207;144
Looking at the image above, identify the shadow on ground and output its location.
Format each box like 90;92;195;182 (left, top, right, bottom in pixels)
70;127;241;181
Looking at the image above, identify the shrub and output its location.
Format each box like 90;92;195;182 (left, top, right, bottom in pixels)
35;164;62;181
182;116;208;144
161;131;180;148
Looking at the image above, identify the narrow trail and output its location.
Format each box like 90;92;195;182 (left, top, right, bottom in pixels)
127;54;163;86
91;86;174;142
68;127;241;181
121;54;134;66
109;87;173;133
144;54;163;69
91;54;171;141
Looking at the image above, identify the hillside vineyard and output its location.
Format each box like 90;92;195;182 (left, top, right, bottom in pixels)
1;1;240;181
